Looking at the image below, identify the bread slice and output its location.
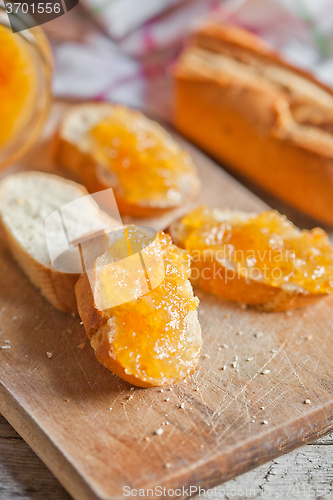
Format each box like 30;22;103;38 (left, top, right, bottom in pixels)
174;23;333;225
0;171;113;314
75;229;202;387
55;102;200;217
169;207;329;312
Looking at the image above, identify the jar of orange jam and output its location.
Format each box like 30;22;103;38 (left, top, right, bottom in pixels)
0;5;53;168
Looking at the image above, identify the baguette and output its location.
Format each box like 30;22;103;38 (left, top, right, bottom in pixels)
0;171;112;313
169;207;330;312
174;23;333;226
75;228;202;387
55;102;200;218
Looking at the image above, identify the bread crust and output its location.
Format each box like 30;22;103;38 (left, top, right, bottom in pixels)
174;23;333;226
1;219;79;313
55;103;200;218
74;269;107;337
191;23;333;95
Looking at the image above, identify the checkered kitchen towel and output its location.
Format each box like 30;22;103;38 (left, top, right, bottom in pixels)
53;0;333;121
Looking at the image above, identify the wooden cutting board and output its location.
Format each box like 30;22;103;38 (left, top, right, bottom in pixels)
1;102;333;500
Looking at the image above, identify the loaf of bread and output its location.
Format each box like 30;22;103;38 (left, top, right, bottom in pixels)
174;23;333;225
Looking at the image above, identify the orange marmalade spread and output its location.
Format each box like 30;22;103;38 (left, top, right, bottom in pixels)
177;206;333;295
89;107;196;206
0;26;36;148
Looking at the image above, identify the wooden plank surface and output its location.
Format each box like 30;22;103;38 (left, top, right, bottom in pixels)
2;415;333;500
1;102;333;500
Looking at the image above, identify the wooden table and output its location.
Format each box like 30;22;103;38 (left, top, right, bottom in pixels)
1;416;333;499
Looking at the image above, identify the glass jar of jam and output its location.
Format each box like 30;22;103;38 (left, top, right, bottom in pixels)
0;5;53;168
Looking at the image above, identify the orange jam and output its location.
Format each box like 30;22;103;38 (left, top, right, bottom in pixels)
176;206;333;295
91;229;201;385
89;107;196;205
0;26;36;148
